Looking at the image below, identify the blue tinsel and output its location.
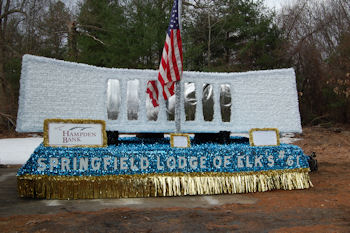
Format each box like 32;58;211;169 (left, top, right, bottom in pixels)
17;137;309;176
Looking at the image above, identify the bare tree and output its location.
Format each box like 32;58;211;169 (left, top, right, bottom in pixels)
38;0;71;59
183;0;225;68
278;0;350;123
0;0;72;132
0;0;27;131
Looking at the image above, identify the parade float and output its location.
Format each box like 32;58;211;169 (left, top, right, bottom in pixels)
16;0;312;199
15;54;312;199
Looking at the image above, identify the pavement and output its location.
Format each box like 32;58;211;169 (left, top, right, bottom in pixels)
0;166;257;218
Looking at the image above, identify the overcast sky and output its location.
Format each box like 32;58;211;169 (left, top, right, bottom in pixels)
63;0;294;12
264;0;283;9
264;0;298;10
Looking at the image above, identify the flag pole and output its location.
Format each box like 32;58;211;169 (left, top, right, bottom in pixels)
175;0;182;133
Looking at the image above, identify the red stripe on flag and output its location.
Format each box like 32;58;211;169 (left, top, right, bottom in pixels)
169;82;175;96
146;81;159;107
158;72;165;87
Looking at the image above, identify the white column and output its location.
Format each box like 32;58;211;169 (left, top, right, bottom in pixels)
157;82;167;122
230;84;234;123
213;83;221;123
195;81;204;122
139;79;147;122
119;80;128;122
180;80;186;123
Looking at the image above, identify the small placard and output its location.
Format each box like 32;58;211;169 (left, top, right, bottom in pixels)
44;119;107;147
170;134;191;148
249;128;280;147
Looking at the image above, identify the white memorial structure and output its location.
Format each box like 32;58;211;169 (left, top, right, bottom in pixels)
16;55;302;134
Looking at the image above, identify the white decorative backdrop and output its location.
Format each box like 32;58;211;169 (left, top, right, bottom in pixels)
16;55;302;133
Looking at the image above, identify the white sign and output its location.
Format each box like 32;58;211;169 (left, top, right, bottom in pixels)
170;134;191;148
249;128;280;146
44;119;107;147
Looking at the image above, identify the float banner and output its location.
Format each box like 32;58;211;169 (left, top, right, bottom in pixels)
17;138;312;199
18;138;310;176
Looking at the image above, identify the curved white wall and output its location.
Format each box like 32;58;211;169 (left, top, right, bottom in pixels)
16;55;302;133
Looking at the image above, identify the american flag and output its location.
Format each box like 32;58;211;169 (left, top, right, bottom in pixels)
146;0;183;107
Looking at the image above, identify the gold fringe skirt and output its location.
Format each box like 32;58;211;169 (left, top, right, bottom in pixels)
17;168;312;199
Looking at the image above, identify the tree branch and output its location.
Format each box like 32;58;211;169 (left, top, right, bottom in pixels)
0;112;16;128
284;1;307;39
81;32;106;45
6;44;22;58
78;24;109;32
183;1;200;9
0;9;26;20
